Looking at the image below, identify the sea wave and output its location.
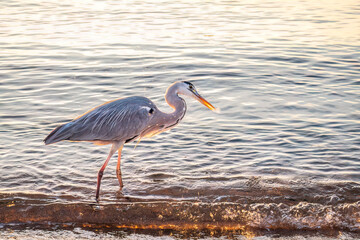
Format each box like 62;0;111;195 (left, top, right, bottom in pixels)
1;193;359;234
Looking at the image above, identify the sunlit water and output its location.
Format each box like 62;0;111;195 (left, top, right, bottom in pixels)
0;0;359;237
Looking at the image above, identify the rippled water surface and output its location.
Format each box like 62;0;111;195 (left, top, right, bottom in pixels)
0;0;359;237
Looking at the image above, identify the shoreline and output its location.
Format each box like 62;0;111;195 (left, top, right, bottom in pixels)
1;197;359;237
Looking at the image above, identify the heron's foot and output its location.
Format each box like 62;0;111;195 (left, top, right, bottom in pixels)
90;202;103;211
116;188;124;197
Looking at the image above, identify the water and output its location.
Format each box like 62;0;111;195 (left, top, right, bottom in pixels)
0;0;359;238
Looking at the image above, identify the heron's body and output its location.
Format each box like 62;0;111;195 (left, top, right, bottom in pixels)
44;81;216;201
44;96;180;145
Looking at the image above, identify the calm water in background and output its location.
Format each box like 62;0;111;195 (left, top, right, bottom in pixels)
0;0;360;236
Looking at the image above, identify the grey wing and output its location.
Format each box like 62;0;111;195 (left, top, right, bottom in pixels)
44;96;156;144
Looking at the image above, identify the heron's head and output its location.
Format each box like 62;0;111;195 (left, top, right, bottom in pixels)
176;81;217;112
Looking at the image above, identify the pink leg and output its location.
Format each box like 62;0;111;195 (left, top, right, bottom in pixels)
96;142;123;202
116;146;124;188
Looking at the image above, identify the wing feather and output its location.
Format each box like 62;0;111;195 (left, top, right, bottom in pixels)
45;96;156;144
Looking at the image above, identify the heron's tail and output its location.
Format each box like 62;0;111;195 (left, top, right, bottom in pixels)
44;123;73;145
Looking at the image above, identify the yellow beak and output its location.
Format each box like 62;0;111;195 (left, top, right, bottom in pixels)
193;91;217;112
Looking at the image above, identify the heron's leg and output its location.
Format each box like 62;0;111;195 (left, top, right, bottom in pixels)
96;142;122;202
116;145;124;188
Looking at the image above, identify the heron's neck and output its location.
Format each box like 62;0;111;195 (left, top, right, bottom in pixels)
164;85;186;122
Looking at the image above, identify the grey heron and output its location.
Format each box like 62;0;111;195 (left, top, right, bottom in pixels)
44;81;217;201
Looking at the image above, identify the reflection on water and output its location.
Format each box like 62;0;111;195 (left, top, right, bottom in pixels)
0;0;359;237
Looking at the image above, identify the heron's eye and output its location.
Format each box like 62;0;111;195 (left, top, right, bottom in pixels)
149;108;154;114
189;85;194;90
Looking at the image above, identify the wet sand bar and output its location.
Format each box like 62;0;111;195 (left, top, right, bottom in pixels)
1;199;359;234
